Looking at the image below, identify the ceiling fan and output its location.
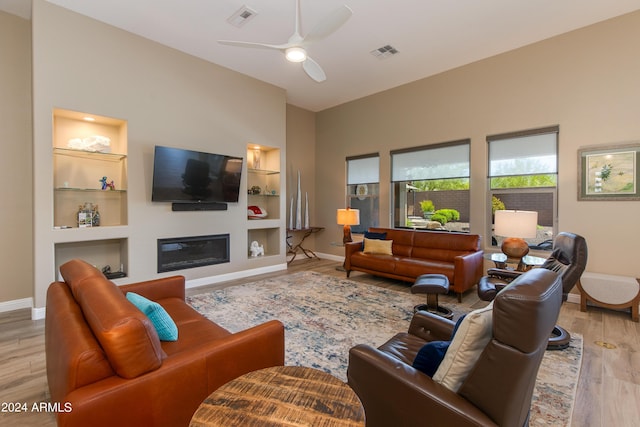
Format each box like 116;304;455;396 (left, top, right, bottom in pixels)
218;0;353;82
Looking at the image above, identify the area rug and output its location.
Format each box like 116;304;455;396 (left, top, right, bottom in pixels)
187;271;582;426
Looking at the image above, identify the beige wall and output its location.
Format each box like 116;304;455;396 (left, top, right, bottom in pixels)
315;10;640;278
4;3;640;309
30;0;286;308
285;105;317;250
0;12;33;305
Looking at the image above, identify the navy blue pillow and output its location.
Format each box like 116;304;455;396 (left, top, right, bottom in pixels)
364;231;386;240
451;314;466;340
412;340;450;377
412;314;467;377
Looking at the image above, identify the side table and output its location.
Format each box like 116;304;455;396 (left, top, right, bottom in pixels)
487;252;546;272
189;366;365;426
287;227;324;264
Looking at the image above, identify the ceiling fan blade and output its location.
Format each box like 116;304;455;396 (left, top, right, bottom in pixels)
302;57;326;82
218;40;288;51
302;5;353;45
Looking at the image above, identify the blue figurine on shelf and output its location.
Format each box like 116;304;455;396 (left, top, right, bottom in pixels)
99;176;115;190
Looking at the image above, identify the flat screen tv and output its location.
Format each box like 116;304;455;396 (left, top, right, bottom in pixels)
151;145;243;203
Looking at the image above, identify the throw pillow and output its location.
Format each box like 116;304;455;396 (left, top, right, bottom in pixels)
412;314;467;377
362;238;393;255
432;302;493;392
363;231;387;240
126;292;178;341
412;341;450;377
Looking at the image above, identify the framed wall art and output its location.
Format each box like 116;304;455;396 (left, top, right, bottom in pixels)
578;142;640;201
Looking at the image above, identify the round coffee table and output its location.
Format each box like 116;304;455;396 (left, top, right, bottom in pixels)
189;366;365;426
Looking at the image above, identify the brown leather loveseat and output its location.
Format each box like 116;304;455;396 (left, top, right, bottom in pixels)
45;259;285;427
344;227;484;301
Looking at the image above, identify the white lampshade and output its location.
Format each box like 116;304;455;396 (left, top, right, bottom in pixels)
336;208;360;226
494;210;538;238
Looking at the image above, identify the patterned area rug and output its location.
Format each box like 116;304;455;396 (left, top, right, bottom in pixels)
187;271;582;426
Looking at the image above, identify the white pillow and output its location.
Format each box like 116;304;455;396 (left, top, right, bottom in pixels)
432;302;493;392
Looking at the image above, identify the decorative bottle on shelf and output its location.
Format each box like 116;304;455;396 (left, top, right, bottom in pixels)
92;204;100;227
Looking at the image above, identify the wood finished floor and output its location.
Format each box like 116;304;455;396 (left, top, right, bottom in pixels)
0;258;638;426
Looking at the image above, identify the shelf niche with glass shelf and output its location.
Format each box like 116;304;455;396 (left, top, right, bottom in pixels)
246;144;281;260
247;145;280;221
53;109;128;228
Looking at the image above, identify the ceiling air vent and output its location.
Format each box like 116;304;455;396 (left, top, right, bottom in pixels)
370;45;399;59
227;5;258;28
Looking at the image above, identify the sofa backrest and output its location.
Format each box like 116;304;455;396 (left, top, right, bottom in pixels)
368;228;480;261
59;259;165;379
371;227;414;257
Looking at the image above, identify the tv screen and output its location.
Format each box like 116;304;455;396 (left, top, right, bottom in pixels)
151;145;243;203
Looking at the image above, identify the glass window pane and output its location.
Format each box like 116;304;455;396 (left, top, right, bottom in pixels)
347;183;379;233
346;154;380;234
490;190;555;249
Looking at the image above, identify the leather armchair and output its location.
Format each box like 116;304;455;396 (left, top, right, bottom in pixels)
348;268;562;427
478;232;588;349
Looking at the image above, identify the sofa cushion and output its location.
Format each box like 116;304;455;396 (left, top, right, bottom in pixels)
393;257;454;280
432;302;493;391
59;260;165;379
126;292;178;341
363;238;393;255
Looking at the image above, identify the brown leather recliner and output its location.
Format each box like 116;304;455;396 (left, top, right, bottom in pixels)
478;232;588;349
347;268;562;427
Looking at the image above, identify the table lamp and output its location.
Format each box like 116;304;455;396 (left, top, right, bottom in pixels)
337;208;360;244
494;210;538;268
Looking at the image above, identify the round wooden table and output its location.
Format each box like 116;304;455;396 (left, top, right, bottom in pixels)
190;366;365;426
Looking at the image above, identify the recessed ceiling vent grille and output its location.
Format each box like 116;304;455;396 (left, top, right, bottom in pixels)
370;45;399;59
227;5;258;28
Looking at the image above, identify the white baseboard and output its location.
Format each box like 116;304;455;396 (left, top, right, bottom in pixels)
186;263;288;290
0;297;33;313
315;252;344;263
32;306;46;320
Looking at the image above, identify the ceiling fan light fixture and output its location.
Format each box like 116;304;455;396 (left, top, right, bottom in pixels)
285;47;307;63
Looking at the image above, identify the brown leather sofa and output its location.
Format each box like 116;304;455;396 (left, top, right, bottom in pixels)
347;268;563;427
45;259;285;427
344;227;484;301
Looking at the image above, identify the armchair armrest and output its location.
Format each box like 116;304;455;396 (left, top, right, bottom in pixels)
407;310;455;341
487;268;523;281
119;276;186;301
453;250;484;292
344;241;364;271
348;344;497;427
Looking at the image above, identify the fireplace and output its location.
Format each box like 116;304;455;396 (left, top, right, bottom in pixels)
157;234;229;273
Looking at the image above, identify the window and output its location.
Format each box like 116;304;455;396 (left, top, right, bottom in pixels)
391;140;470;232
488;126;559;251
346;154;379;233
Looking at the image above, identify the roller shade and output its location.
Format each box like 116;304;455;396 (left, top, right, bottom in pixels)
347;155;379;185
489;132;557;177
392;142;469;182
